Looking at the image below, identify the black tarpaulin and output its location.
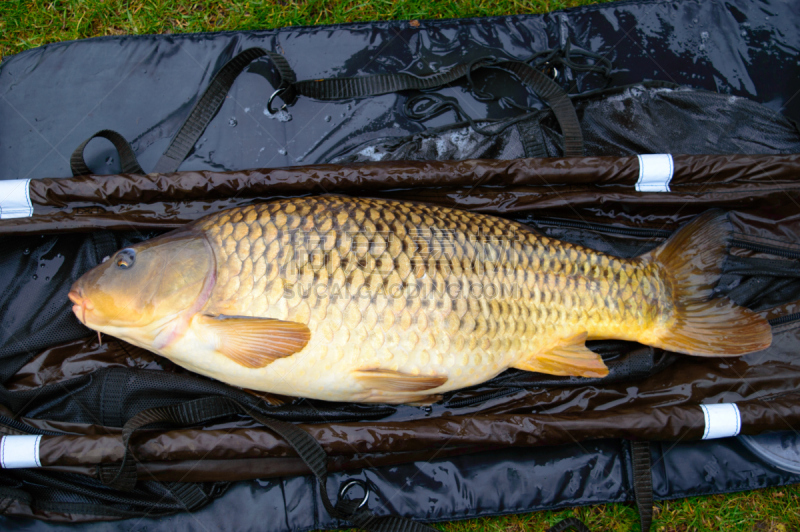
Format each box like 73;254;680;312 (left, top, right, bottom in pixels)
1;0;800;530
1;0;799;179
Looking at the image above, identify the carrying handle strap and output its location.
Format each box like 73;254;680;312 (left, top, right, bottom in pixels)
73;46;584;176
72;48;295;177
631;440;654;532
70;130;145;176
100;396;437;532
151;48;296;174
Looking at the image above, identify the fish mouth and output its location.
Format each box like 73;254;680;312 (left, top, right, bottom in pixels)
68;287;94;325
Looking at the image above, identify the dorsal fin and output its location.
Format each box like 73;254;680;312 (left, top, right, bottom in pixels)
198;314;311;368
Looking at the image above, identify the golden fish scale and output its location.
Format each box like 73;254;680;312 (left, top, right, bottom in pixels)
196;196;668;399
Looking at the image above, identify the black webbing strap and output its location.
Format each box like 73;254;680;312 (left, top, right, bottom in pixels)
151;48;296;174
291;57;583;156
495;61;583;157
70;129;145;176
101;396;437;532
72;49;294;177
294;63;481;100
631;441;654;532
97;456;137;490
165;482;211;512
545;517;592;532
94;473;210;512
73;46;583;176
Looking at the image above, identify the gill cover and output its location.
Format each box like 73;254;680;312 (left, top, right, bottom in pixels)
73;230;214;328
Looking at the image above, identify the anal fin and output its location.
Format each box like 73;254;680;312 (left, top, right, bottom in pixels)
198;314;311;368
513;332;609;378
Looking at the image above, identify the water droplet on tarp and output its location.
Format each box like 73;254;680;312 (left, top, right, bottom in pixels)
23;248;30;255
263;108;292;122
278;148;287;155
32;274;38;280
324;115;331;122
228;117;238;127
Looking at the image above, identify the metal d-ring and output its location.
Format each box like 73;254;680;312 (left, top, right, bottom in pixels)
542;62;559;80
267;87;288;115
338;479;370;510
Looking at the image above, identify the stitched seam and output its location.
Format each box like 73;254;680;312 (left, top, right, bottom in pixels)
667;155;674;191
636;154;644;190
24;179;32;216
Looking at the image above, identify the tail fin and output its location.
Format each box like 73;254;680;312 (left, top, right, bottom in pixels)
646;210;772;356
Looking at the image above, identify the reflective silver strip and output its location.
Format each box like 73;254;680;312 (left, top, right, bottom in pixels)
0;179;33;219
0;435;42;468
700;403;742;440
636;154;673;192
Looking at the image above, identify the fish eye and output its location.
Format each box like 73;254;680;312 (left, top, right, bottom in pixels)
116;249;136;270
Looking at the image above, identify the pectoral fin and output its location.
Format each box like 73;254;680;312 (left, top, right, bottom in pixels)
198;314;311;368
354;369;448;392
513;332;609;378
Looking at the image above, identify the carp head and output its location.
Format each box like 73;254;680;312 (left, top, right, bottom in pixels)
68;229;215;351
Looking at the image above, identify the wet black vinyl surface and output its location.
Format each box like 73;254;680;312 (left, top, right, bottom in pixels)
1;0;800;529
3;439;800;531
1;0;799;179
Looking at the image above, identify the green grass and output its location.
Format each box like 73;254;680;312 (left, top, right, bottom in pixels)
2;1;800;530
0;0;606;59
419;487;800;531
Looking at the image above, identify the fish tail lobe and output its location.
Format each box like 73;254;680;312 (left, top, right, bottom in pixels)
646;210;771;356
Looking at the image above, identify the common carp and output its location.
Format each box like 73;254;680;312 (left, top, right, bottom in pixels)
68;196;771;403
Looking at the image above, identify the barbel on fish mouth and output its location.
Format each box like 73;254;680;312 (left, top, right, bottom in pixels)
68;196;771;403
